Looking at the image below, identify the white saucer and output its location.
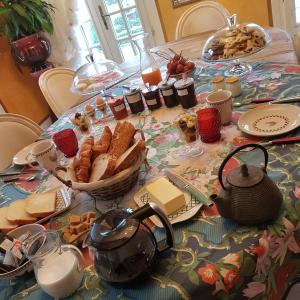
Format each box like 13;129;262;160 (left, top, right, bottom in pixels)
13;142;37;165
134;177;203;228
238;104;300;137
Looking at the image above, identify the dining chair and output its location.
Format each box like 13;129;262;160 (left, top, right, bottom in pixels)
39;67;85;118
175;1;230;39
0;113;43;171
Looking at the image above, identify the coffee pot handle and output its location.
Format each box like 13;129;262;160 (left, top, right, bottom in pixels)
218;143;268;190
130;203;174;253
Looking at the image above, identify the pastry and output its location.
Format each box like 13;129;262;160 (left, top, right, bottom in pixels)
85;104;95;117
74;136;94;183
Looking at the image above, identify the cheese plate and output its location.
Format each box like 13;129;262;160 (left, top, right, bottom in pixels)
134;176;203;228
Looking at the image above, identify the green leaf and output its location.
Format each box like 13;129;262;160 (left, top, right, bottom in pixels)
188;270;200;286
239;255;256;277
0;7;11;16
197;251;211;259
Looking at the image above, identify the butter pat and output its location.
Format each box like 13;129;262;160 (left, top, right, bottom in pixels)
146;177;185;215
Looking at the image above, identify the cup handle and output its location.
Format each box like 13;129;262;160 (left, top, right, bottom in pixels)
61;244;85;272
25;153;36;168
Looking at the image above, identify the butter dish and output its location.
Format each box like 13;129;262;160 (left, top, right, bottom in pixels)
134;176;203;228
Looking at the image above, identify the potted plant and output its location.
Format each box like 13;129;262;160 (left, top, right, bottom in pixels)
0;0;55;69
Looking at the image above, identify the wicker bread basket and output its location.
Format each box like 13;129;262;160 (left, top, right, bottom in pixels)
54;150;148;200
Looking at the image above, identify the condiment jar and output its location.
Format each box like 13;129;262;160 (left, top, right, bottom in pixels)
158;78;179;108
211;76;225;91
174;78;197;109
142;86;162;111
108;96;128;120
124;88;145;114
225;76;241;97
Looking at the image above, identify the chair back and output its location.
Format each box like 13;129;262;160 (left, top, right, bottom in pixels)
0;114;43;171
39;67;84;117
175;1;229;39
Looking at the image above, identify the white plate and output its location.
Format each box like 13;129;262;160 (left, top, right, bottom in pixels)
13;142;38;165
134;177;203;228
238;104;300;137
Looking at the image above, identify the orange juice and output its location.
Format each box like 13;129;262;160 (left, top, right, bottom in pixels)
141;67;162;85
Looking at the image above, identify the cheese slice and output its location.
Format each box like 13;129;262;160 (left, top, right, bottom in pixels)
145;177;185;215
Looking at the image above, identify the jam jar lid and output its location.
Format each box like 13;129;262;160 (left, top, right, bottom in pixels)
89;208;139;251
142;85;159;94
124;86;140;96
109;96;124;104
158;78;176;90
174;77;194;89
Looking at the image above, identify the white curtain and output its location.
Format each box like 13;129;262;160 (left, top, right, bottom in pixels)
44;0;87;70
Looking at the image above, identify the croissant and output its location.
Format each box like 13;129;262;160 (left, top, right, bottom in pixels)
92;126;112;161
74;136;94;183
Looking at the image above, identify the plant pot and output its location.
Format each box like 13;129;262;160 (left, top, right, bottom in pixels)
11;33;51;67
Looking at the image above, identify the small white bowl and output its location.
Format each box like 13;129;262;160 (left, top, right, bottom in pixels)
0;224;45;279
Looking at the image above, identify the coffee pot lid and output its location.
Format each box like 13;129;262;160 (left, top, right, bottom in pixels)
89;208;139;251
227;164;264;188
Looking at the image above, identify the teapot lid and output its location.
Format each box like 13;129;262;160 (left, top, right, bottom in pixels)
89;208;139;251
227;164;264;187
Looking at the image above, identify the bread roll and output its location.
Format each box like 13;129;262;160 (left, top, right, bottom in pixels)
108;121;135;159
92;126;112;161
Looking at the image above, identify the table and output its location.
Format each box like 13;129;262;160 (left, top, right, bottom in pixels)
2;37;300;300
122;27;298;73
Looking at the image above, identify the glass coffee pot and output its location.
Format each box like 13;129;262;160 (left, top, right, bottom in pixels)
88;203;174;285
23;231;85;299
133;33;162;85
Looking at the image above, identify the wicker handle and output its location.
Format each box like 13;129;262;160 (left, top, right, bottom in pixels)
52;166;73;188
218;143;268;190
135;128;145;141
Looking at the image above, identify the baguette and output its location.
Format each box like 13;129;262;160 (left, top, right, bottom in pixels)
89;154;117;182
108;121;135;159
0;207;18;232
114;140;146;174
92;126;112;161
7;200;37;225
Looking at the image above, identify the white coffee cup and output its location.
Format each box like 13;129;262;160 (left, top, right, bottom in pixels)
206;90;232;125
27;140;58;172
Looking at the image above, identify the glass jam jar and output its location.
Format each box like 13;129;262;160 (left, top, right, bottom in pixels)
108;96;128;120
174;78;197;109
124;88;145;114
142;86;162;111
158;78;179;108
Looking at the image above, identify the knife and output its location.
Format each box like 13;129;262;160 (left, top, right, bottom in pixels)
164;170;212;207
234;96;300;108
259;136;300;147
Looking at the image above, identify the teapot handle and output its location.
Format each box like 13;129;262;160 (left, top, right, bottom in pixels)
129;203;174;253
218;143;268;190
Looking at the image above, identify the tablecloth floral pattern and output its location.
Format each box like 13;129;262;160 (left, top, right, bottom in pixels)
2;62;300;299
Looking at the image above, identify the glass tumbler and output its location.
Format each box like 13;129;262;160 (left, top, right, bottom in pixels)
53;129;78;157
197;108;221;143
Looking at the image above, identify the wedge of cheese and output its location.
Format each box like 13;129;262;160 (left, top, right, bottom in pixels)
146;177;185;215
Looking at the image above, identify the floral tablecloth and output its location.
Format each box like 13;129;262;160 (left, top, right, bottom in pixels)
2;62;300;300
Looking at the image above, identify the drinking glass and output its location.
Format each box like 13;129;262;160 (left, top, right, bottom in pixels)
173;113;203;158
197;108;221;143
53;129;78;157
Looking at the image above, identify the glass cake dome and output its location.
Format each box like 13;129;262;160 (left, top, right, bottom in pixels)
71;59;124;96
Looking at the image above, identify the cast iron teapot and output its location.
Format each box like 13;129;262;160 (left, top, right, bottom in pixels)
210;144;283;225
88;202;174;285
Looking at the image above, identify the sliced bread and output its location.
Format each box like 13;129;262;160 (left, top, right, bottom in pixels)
25;192;56;218
89;154;117;182
7;200;37;225
0;207;18;232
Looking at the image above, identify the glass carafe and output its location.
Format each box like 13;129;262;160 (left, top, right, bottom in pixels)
133;33;162;86
23;231;85;299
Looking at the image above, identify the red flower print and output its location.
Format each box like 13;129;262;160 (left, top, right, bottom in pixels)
224;270;240;289
197;263;217;285
284;65;300;73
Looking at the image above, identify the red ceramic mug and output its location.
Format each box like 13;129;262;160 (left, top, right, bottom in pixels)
53;129;78;157
197;108;221;143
